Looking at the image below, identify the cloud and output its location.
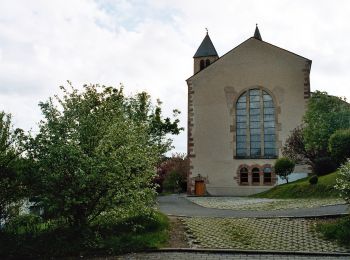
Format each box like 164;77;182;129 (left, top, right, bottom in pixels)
1;0;350;153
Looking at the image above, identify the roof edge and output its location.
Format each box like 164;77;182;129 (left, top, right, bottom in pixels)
187;37;312;81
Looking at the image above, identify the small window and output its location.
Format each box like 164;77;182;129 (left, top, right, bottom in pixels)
263;167;272;184
205;59;210;66
240;167;249;184
252;168;260;184
200;60;205;70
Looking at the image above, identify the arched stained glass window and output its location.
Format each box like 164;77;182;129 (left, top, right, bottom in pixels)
252;168;260;184
240;167;248;184
235;89;276;158
263;167;272;183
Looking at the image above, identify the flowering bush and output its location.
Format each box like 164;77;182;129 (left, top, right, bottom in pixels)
335;158;350;204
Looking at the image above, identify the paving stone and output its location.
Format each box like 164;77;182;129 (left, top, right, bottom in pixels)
187;197;345;211
116;252;350;260
181;217;349;253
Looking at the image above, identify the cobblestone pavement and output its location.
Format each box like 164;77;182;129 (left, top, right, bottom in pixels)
117;252;350;259
181;217;349;253
187;197;345;211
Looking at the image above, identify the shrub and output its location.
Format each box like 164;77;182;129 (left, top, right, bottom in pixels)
335;159;350;204
163;171;182;193
314;157;337;176
329;129;350;165
274;157;295;183
0;211;169;257
316;216;350;246
309;175;318;185
155;154;188;193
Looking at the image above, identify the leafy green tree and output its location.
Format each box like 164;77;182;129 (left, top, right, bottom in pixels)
282;125;318;170
274;157;295;183
28;83;182;229
125;92;183;157
303;91;350;157
328;129;350;165
0;112;27;221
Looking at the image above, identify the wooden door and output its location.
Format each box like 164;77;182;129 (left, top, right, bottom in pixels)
195;181;205;196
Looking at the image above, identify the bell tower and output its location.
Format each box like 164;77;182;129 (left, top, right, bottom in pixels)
193;30;219;74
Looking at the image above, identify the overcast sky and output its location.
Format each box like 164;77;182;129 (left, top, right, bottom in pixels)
1;0;350;154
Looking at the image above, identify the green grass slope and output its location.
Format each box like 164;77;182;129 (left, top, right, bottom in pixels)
252;172;340;199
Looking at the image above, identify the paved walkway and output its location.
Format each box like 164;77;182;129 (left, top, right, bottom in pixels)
154;195;350;258
182;217;348;252
157;194;349;218
188;197;345;211
117;251;350;259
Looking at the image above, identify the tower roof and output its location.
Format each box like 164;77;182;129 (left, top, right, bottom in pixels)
254;24;262;41
193;32;218;58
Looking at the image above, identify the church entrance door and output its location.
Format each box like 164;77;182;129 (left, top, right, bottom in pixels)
195;180;205;196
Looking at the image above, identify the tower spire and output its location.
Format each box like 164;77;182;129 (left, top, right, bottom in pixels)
254;24;262;41
193;31;219;73
193;32;218;58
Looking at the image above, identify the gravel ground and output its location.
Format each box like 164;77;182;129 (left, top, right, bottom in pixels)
187;197;345;211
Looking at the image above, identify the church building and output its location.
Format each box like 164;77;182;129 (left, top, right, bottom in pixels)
187;26;312;196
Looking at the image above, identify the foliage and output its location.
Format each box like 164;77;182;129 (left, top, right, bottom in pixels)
303;91;350;158
0;211;169;257
283;92;349;173
309;175;318;185
162;171;182;193
316;216;350;247
282;125;318;170
155;153;189;193
328;129;350;165
253;171;339;199
0;111;27;221
26;83;182;230
314;157;337;176
125;91;183;157
335;159;350;204
274;157;295;183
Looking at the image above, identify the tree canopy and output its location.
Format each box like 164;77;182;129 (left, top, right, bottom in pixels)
0;112;27;221
303;91;350;156
27;83;183;228
283;91;350;172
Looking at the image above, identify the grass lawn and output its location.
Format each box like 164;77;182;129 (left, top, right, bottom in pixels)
252;172;340;199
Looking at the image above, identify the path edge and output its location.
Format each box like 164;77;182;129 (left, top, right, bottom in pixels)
147;248;350;257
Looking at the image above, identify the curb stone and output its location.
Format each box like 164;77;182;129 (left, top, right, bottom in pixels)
166;213;349;219
149;248;350;257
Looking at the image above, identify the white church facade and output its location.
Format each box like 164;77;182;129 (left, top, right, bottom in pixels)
187;26;311;196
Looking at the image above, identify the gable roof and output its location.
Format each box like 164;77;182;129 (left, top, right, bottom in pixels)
193;33;218;58
187;37;312;81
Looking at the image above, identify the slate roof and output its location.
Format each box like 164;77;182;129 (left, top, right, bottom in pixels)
193;33;218;58
254;24;262;41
